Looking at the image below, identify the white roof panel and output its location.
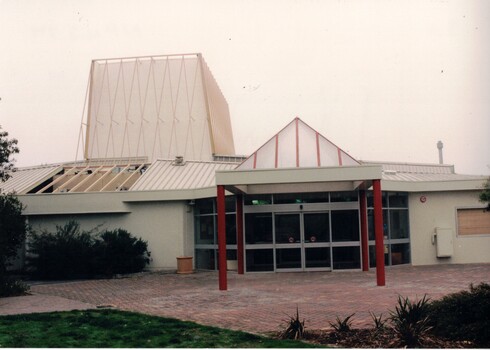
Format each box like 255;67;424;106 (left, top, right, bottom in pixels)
130;159;238;191
0;164;63;194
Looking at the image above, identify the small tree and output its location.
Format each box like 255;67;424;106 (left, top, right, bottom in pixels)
480;177;490;211
0;126;19;182
0;126;28;296
0;193;27;276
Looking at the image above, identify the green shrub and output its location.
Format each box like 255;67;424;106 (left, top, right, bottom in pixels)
0;276;29;297
27;221;151;280
93;229;150;276
280;307;306;340
389;295;432;348
429;283;490;347
27;221;95;279
369;312;386;331
329;313;355;332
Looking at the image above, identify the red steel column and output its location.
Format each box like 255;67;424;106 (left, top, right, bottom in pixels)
236;194;244;274
359;190;369;272
217;185;227;290
373;179;386;286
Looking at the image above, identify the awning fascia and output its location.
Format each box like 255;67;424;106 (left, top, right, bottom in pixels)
216;165;382;194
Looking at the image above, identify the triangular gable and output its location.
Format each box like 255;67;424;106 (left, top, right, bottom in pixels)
237;118;359;170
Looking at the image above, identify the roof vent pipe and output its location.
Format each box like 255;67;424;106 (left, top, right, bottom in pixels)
437;141;444;164
173;156;184;166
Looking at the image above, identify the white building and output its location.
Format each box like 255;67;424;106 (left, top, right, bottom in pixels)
2;54;489;288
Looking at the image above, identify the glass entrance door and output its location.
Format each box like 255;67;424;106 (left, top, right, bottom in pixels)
303;212;331;270
275;213;302;270
274;212;331;271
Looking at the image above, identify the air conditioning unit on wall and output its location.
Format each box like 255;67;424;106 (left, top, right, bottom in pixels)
432;228;454;258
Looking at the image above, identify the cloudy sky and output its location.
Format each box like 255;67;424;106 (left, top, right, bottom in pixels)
1;0;489;175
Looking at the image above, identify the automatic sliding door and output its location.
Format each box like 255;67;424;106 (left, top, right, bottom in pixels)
275;214;302;270
303;212;331;270
274;212;331;271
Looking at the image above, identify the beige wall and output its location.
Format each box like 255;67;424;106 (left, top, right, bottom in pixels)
22;193;195;271
409;190;490;265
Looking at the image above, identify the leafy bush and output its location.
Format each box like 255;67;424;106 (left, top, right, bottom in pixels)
0;193;27;275
429;282;490;347
389;295;432;348
27;221;150;280
93;229;151;276
329;313;355;332
280;307;306;340
0;276;29;297
27;221;96;279
0;193;28;297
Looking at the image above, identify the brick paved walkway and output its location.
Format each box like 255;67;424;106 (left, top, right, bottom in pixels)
2;264;489;333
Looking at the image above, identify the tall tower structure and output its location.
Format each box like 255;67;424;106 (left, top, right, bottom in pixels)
80;53;235;163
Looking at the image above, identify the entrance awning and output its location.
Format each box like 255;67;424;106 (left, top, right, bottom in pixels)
215;164;386;290
216;165;381;195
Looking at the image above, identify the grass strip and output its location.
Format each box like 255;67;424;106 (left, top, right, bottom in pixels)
0;309;320;348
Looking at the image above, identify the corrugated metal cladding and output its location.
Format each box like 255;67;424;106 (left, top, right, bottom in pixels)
130;160;238;191
381;172;485;182
363;161;454;174
0;165;63;194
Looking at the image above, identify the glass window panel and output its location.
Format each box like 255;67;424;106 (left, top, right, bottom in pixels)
226;249;237;260
225;196;236;213
273;193;306;204
245;213;273;244
368;245;390;267
389;210;409;239
331;210;360;242
226;214;237;244
276;248;302;269
304;213;330;242
216;250;238;267
332;246;360;269
195;215;215;244
369;245;376;268
275;214;301;243
367;191;388;208
388;192;408;208
367;209;388;240
330;191;358;202
246;249;274;272
195;198;214;214
195;249;215;270
305;247;331;268
273;192;328;204
244;194;272;206
391;243;410;265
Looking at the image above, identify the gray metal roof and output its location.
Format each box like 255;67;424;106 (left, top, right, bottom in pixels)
362;161;486;182
130;159;238;191
0;164;63;194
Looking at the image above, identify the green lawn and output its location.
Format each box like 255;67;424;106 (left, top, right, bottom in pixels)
0;309;319;348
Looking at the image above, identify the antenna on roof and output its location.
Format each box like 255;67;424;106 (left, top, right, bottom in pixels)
437;141;444;164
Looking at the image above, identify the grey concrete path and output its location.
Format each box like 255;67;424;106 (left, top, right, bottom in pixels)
1;264;489;334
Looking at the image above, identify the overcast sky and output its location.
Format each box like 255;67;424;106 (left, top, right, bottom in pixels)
1;0;489;175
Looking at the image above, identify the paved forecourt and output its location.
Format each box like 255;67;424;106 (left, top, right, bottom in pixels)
2;264;489;333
